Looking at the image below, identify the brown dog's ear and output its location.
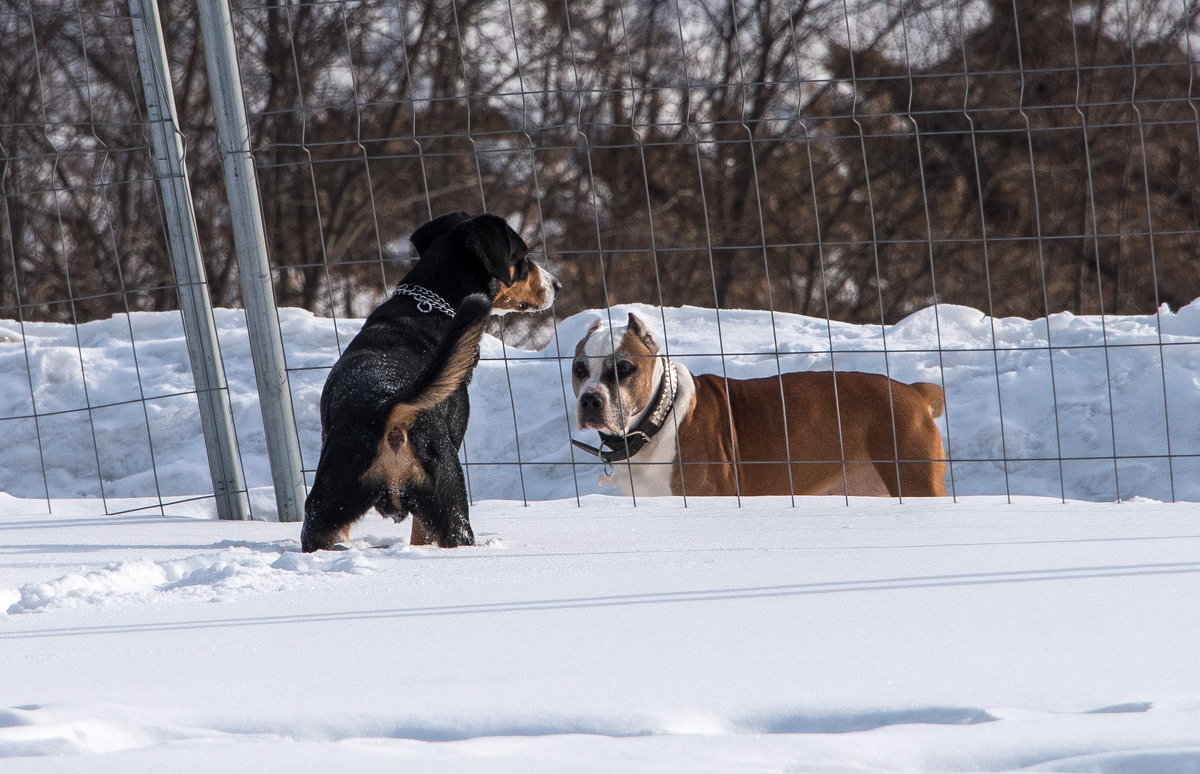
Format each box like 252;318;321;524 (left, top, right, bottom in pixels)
575;318;604;359
584;317;603;337
626;313;659;355
458;214;528;286
411;212;472;256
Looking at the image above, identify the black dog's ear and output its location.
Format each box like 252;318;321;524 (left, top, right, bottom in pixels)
457;214;528;286
411;212;473;256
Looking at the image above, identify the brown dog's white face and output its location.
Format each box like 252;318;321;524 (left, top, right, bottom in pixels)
572;313;663;434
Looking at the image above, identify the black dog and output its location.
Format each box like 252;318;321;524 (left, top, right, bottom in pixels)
301;213;558;552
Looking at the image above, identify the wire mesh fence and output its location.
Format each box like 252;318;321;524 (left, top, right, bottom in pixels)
1;1;252;517
2;0;1199;517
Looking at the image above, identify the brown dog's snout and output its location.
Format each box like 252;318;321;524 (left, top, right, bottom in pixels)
577;391;609;430
578;391;604;413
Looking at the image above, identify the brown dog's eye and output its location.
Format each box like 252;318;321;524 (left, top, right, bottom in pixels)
518;302;531;311
573;362;587;379
616;360;635;378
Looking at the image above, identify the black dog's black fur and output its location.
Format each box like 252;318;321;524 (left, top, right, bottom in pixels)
300;213;530;552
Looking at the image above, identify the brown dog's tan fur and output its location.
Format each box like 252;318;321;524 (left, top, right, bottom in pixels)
670;370;947;497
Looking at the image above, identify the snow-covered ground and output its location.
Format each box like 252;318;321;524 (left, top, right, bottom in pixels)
3;495;1199;772
3;302;1200;771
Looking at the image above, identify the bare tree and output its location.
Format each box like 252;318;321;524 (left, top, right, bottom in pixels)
3;0;1197;327
812;0;1200;320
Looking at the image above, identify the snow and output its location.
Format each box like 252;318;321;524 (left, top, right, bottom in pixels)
2;301;1200;772
5;302;1200;508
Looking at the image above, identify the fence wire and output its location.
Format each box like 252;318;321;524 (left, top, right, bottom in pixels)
2;0;1199;516
1;1;253;517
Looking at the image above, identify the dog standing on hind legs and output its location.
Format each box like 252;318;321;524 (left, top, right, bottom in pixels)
301;213;558;552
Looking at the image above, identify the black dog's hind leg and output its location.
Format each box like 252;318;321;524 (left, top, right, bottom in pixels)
301;445;375;552
407;458;475;548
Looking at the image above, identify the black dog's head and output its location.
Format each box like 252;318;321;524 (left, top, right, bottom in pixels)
411;212;558;314
411;212;527;284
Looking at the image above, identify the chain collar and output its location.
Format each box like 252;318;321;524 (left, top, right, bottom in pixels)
572;359;679;465
393;283;456;317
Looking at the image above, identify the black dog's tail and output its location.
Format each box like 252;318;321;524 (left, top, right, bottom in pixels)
371;293;491;460
399;293;491;414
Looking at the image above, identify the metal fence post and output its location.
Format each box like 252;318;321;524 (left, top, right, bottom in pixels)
128;0;250;520
196;1;306;523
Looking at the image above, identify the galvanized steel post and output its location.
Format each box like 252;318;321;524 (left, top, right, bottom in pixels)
196;1;307;523
128;0;250;520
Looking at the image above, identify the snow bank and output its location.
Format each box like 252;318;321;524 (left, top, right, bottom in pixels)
2;302;1199;514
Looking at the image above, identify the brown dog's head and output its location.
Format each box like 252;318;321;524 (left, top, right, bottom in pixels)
572;313;666;434
410;212;558;314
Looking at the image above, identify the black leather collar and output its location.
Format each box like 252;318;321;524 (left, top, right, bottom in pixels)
572;360;679;464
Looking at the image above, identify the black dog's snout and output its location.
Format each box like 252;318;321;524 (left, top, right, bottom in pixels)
579;392;603;412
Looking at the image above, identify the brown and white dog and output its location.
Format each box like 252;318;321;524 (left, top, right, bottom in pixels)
571;313;948;498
